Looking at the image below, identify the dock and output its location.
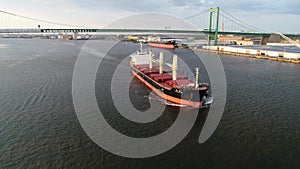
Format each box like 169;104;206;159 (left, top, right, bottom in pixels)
199;46;300;64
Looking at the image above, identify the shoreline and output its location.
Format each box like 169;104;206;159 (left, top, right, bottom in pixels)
196;46;300;64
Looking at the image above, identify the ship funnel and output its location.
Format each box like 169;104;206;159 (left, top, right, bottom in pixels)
159;52;163;74
195;68;199;89
172;54;177;80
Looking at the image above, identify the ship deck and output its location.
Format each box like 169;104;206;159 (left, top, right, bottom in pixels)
133;64;195;89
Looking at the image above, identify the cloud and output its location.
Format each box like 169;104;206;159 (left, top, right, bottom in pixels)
170;0;204;8
216;0;300;15
73;0;171;12
0;0;299;33
105;13;197;30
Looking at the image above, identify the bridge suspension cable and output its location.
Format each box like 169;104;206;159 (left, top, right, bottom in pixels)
184;7;265;33
219;8;265;32
184;9;210;20
0;9;88;28
184;9;210;30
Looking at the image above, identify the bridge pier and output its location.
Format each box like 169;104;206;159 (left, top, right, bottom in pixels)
72;32;78;40
260;36;270;45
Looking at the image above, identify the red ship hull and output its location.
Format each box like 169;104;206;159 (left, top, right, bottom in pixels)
148;42;175;49
131;64;210;108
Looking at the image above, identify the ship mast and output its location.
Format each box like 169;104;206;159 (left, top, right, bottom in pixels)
149;49;153;69
195;68;199;89
153;52;178;80
139;42;143;53
172;54;177;80
159;52;163;74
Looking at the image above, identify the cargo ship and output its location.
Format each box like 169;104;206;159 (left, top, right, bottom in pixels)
130;43;213;108
147;40;177;49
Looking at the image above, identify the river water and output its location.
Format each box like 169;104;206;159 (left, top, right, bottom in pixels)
0;39;299;169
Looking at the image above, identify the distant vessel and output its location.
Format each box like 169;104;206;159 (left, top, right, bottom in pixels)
130;43;213;107
147;40;177;49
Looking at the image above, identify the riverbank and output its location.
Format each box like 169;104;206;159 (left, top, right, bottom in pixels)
199;45;300;64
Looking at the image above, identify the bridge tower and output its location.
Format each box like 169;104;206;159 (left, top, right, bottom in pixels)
207;7;220;46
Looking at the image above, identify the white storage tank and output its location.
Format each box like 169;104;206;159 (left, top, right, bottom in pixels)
267;51;280;57
283;53;300;59
250;49;258;55
237;48;247;54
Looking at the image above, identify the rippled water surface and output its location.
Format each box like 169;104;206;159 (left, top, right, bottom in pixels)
0;39;299;169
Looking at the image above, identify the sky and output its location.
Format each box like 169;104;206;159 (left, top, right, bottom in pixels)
1;0;300;33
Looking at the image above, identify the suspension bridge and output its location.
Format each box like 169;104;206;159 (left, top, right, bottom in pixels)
0;7;298;46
